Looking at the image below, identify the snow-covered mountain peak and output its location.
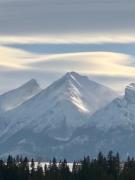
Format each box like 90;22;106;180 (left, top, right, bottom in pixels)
65;71;85;78
60;72;81;87
127;83;135;89
63;71;89;83
125;83;135;104
64;71;78;77
46;72;117;111
87;82;135;131
20;79;40;90
0;79;41;112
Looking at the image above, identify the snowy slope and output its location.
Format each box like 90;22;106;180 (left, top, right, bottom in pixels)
0;72;117;141
88;83;135;130
0;79;41;113
1;79;135;159
59;83;135;159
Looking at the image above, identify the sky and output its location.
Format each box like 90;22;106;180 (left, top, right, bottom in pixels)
0;0;135;93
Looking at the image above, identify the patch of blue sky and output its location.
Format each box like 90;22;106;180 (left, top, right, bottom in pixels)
6;43;135;56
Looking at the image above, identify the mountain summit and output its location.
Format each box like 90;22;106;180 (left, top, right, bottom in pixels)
0;79;41;113
87;82;135;130
125;83;135;104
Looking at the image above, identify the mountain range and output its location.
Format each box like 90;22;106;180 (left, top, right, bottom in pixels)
0;72;135;160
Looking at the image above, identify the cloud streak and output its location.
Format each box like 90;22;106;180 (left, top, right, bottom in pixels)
0;46;40;69
1;34;135;45
28;51;135;77
0;46;135;93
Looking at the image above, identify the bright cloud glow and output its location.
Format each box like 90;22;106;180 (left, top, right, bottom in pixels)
1;46;134;76
1;33;135;45
30;51;135;77
0;46;39;69
0;46;135;93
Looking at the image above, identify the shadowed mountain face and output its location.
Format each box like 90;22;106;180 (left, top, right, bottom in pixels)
0;72;118;159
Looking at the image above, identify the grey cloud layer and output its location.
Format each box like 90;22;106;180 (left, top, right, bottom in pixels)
0;0;135;35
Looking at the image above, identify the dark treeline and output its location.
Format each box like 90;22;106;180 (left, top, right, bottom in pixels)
0;151;135;180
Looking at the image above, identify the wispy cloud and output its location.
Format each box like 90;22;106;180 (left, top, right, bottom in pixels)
0;46;135;93
0;46;39;69
1;34;135;45
1;46;134;75
28;51;135;77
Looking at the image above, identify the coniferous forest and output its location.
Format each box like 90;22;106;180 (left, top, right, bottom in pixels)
0;151;135;180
